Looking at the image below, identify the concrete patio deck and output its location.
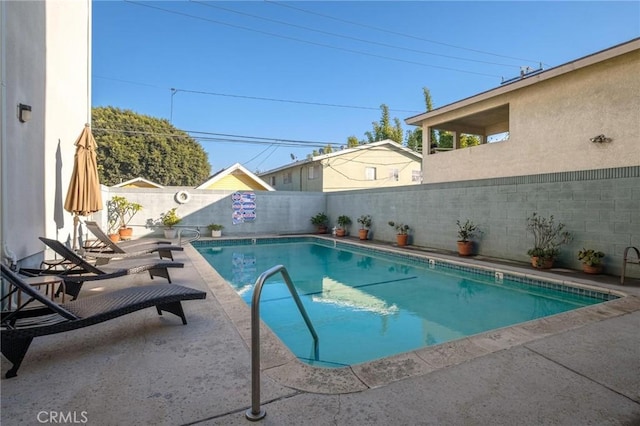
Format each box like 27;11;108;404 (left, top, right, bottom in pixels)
2;237;639;425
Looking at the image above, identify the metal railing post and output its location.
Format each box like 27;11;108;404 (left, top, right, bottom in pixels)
245;265;318;421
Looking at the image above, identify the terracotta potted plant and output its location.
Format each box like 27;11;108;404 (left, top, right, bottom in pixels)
456;219;478;256
310;212;329;234
108;195;142;240
388;221;410;247
106;217;121;242
161;208;181;239
208;223;224;238
526;213;572;269
336;215;352;237
578;249;605;274
357;215;372;240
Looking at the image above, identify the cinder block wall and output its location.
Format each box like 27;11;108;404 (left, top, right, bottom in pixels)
102;166;639;278
326;166;639;278
98;188;327;239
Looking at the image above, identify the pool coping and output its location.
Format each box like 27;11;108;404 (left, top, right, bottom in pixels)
187;235;640;395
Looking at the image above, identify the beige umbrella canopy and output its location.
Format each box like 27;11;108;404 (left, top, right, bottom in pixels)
64;124;102;248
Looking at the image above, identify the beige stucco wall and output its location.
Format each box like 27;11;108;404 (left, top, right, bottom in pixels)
45;0;92;245
421;49;640;184
202;173;267;191
261;146;422;192
321;147;421;191
0;1;90;265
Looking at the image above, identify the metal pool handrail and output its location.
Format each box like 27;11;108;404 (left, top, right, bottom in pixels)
178;227;200;246
246;264;318;421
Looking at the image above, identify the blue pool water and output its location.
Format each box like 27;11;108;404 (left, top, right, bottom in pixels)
197;239;612;367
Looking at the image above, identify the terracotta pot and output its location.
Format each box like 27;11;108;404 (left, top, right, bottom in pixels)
108;233;121;243
582;264;602;274
396;234;409;247
457;241;473;256
336;228;346;237
317;226;328;234
118;227;133;240
358;229;369;240
531;256;554;269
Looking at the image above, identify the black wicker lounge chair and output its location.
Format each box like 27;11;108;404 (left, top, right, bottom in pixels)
1;264;206;378
83;221;181;263
20;238;184;300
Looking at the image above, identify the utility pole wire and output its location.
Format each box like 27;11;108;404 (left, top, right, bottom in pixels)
124;0;501;78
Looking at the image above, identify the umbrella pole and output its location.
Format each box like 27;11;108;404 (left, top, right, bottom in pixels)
73;215;79;250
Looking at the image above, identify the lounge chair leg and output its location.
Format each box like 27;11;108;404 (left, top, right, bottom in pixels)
158;249;174;261
149;268;171;283
156;301;188;325
57;280;83;300
1;335;33;378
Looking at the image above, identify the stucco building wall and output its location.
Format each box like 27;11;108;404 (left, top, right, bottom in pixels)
415;45;639;184
321;146;421;191
1;1;90;266
260;141;422;192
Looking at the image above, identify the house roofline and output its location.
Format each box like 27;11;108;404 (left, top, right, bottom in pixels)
258;140;422;176
405;37;640;125
196;162;275;191
111;177;164;188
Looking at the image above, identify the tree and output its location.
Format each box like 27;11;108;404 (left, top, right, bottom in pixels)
460;134;481;148
406;87;435;153
346;135;360;148
365;104;403;144
92;106;211;186
436;132;480;150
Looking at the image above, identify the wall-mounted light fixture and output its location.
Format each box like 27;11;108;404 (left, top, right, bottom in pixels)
590;134;612;144
18;103;32;123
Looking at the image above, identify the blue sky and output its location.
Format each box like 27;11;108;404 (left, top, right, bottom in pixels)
92;1;640;174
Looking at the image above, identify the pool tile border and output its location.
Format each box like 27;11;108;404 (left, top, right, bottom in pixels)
193;236;623;302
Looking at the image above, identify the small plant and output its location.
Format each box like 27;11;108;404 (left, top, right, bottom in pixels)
207;223;224;231
161;208;181;229
456;219;478;242
337;215;352;229
578;249;605;266
357;215;372;229
310;212;329;227
388;221;410;235
526;212;572;262
108;195;142;230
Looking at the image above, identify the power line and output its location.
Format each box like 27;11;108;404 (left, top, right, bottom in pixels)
124;0;501;78
175;88;421;113
192;0;524;69
93;76;420;114
92;126;332;148
266;0;546;65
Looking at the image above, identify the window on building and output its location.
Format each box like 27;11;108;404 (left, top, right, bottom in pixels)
283;172;292;184
365;167;376;181
308;165;320;180
388;168;399;181
269;176;276;186
411;170;422;182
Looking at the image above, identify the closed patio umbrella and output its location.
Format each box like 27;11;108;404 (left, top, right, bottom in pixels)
64;124;102;249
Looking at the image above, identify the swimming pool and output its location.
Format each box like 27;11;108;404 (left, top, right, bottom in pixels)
195;237;618;367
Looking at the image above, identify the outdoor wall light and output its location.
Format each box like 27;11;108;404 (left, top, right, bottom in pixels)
590;134;611;143
18;103;32;123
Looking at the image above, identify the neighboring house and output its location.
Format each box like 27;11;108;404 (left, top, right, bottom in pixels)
406;38;640;184
196;162;275;191
259;140;423;192
1;1;90;266
112;177;164;189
